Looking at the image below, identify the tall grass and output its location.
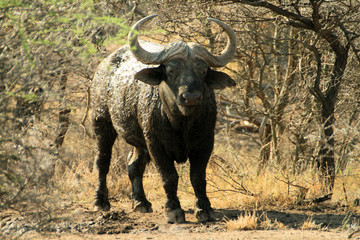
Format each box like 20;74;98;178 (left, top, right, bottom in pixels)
53;126;360;214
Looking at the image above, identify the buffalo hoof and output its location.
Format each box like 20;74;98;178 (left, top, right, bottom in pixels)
95;189;110;211
166;208;185;224
94;200;110;212
133;201;153;213
195;208;217;222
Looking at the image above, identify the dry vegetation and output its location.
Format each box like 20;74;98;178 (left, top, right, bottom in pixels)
1;0;360;239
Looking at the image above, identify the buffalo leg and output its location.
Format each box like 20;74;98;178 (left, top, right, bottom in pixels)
93;115;117;211
157;161;185;223
128;147;152;212
189;152;217;222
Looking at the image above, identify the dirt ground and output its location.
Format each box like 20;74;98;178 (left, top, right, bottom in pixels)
1;201;360;240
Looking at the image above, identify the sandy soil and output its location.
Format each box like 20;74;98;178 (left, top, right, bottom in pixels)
1;201;359;240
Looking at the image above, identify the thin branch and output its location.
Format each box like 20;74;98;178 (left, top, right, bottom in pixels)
275;176;308;192
227;0;314;30
80;86;93;139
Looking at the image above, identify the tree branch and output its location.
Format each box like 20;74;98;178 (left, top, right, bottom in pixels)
227;0;314;30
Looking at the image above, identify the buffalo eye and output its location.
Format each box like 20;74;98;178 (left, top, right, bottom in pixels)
195;62;208;77
200;67;208;76
165;60;181;78
197;66;208;76
167;68;176;75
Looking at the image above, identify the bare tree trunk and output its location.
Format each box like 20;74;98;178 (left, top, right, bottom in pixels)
258;26;297;172
55;70;71;149
315;49;348;192
258;117;271;174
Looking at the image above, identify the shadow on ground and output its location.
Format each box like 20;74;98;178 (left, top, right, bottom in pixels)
218;207;360;229
1;202;359;238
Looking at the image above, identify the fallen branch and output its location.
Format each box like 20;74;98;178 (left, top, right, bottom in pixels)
304;193;333;204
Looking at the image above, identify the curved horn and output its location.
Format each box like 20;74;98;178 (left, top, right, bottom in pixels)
204;18;237;67
128;14;164;64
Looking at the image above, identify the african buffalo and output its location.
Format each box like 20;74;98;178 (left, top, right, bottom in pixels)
91;15;237;223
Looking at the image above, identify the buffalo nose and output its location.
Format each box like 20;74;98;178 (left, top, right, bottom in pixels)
181;92;201;105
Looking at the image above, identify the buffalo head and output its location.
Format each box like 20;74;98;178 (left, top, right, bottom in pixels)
128;15;237;116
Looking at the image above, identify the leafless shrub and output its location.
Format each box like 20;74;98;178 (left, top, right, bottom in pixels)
0;0;132;212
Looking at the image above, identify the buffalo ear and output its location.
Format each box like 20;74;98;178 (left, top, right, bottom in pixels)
134;66;165;85
206;69;236;90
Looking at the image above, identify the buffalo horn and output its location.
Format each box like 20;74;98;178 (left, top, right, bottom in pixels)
204;18;237;67
128;14;164;64
128;15;237;67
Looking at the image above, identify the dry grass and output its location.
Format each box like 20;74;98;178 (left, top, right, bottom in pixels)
53;134;360;214
301;216;322;230
260;214;287;230
225;211;258;231
50;121;360;217
225;211;287;231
